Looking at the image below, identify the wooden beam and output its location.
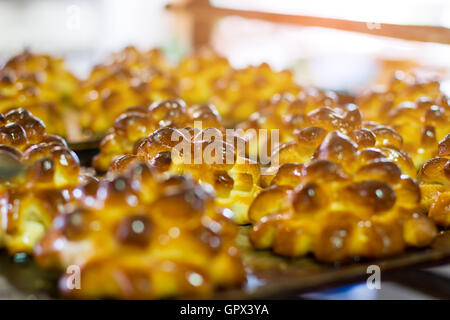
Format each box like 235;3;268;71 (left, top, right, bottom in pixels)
167;1;450;45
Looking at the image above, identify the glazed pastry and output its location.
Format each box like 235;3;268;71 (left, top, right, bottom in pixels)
0;51;79;136
175;48;233;106
88;46;172;84
110;126;261;224
210;63;298;125
78;47;178;134
254;101;417;186
93;98;223;171
35;162;245;299
249;130;437;262
418;134;450;226
357;72;449;167
175;49;299;125
238;88;341;160
0;109;83;253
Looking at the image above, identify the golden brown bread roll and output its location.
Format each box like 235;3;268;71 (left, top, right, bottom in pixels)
251;100;417;187
174;49;301;126
210;63;299;125
78;47;178;134
34;162;245;299
249;131;437;262
93;98;223;171
357;72;449;167
237;89;360;161
0;109;84;253
109;125;261;224
175;48;233;106
90;46;172;80
418;134;450;226
0;51;79;136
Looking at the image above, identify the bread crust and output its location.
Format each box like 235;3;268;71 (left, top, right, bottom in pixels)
0;108;83;253
35;162;245;299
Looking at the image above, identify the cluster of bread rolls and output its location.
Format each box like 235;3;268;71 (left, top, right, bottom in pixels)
1;47;297;138
209;63;298;125
249;130;437;261
35;161;244;299
1;47;449;298
357;71;449;168
109;124;261;224
0;108;246;298
93;98;222;171
0;108;83;253
419;134;450;227
259;105;417;184
356;72;450;228
175;48;233;105
0;51;79;136
77;47;178;134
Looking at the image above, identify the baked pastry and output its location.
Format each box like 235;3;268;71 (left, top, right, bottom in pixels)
237;88;340;160
78;47;178;134
93;98;223;171
249;131;437;262
175;49;299;125
175;48;233;105
0;108;83;253
110;126;261;224
210;63;298;125
357;71;442;120
280;123;414;175
87;46;172;84
250;100;417;186
0;51;79;136
357;72;449;167
34;162;245;299
418;134;450;226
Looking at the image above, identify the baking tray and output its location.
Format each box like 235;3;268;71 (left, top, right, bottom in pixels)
0;227;449;299
68;137;103;152
68;138;102;167
217;227;450;299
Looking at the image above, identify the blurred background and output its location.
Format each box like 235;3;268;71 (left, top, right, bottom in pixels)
0;0;449;93
0;0;449;299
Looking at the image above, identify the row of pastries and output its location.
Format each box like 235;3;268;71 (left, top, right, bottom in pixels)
0;47;299;138
0;109;245;299
0;47;449;299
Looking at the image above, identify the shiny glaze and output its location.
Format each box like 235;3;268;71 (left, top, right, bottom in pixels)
0;108;83;253
35;161;245;299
